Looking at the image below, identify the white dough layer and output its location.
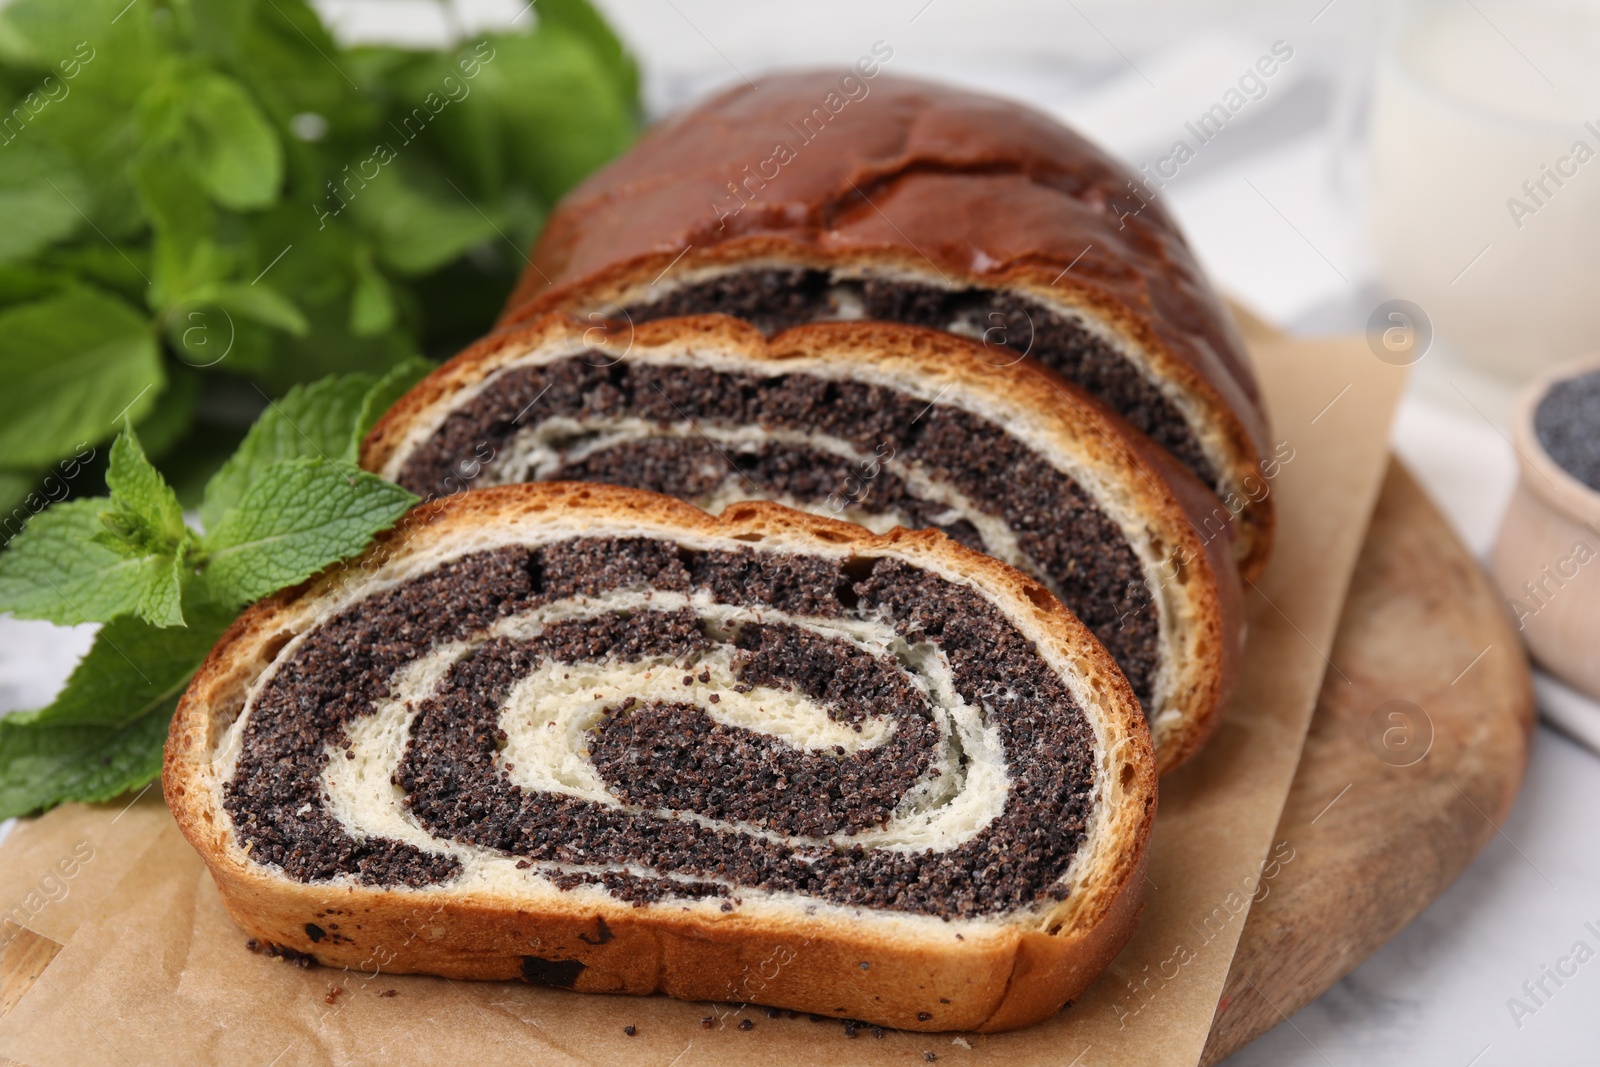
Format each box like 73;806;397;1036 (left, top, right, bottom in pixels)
315;590;1012;891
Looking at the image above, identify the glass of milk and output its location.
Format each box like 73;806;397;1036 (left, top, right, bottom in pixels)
1367;0;1600;382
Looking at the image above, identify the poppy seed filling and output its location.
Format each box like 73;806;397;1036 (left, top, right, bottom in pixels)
396;355;1161;706
615;267;1219;491
222;540;1100;919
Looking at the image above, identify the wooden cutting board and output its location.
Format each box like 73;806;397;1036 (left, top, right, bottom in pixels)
1201;458;1536;1063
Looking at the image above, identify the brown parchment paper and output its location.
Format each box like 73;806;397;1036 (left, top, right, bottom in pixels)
0;326;1408;1067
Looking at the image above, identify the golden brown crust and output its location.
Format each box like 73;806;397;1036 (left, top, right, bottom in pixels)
164;482;1156;1033
362;312;1241;773
486;71;1275;578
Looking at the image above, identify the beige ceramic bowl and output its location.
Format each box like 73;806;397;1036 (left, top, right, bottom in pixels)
1491;354;1600;701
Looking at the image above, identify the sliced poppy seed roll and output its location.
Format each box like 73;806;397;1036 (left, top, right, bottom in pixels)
164;482;1157;1032
362;314;1243;772
498;71;1275;579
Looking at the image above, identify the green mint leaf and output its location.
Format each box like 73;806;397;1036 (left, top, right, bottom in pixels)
204;281;309;336
0;469;37;517
478;29;637;203
103;425;187;549
349;256;396;338
0;540;231;822
167;281;311;353
0;0;135;63
349;161;500;275
201;458;416;606
188;0;253;63
0;287;164;468
229;0;353;125
349;356;433;460
0;707;171;820
199;373;377;530
0;134;90;265
133;551;188;628
0;261;74;306
33;24;163;244
38;245;152;308
0;498;176;625
211;207;421;391
0;444;96;544
5;604;231;730
530;0;640;108
131;150;224;313
0;427;190;628
93;432;190;627
182;71;284;210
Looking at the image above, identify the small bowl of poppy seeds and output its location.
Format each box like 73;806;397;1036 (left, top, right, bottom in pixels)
1492;354;1600;701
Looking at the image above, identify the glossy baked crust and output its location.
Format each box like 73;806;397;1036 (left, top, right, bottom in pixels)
164;482;1157;1032
495;71;1274;578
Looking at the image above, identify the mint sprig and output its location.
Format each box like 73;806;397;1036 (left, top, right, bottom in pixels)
0;0;639;515
203;458;417;607
0;366;430;818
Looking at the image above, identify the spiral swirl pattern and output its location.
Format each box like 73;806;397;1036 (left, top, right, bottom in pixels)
221;536;1099;920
